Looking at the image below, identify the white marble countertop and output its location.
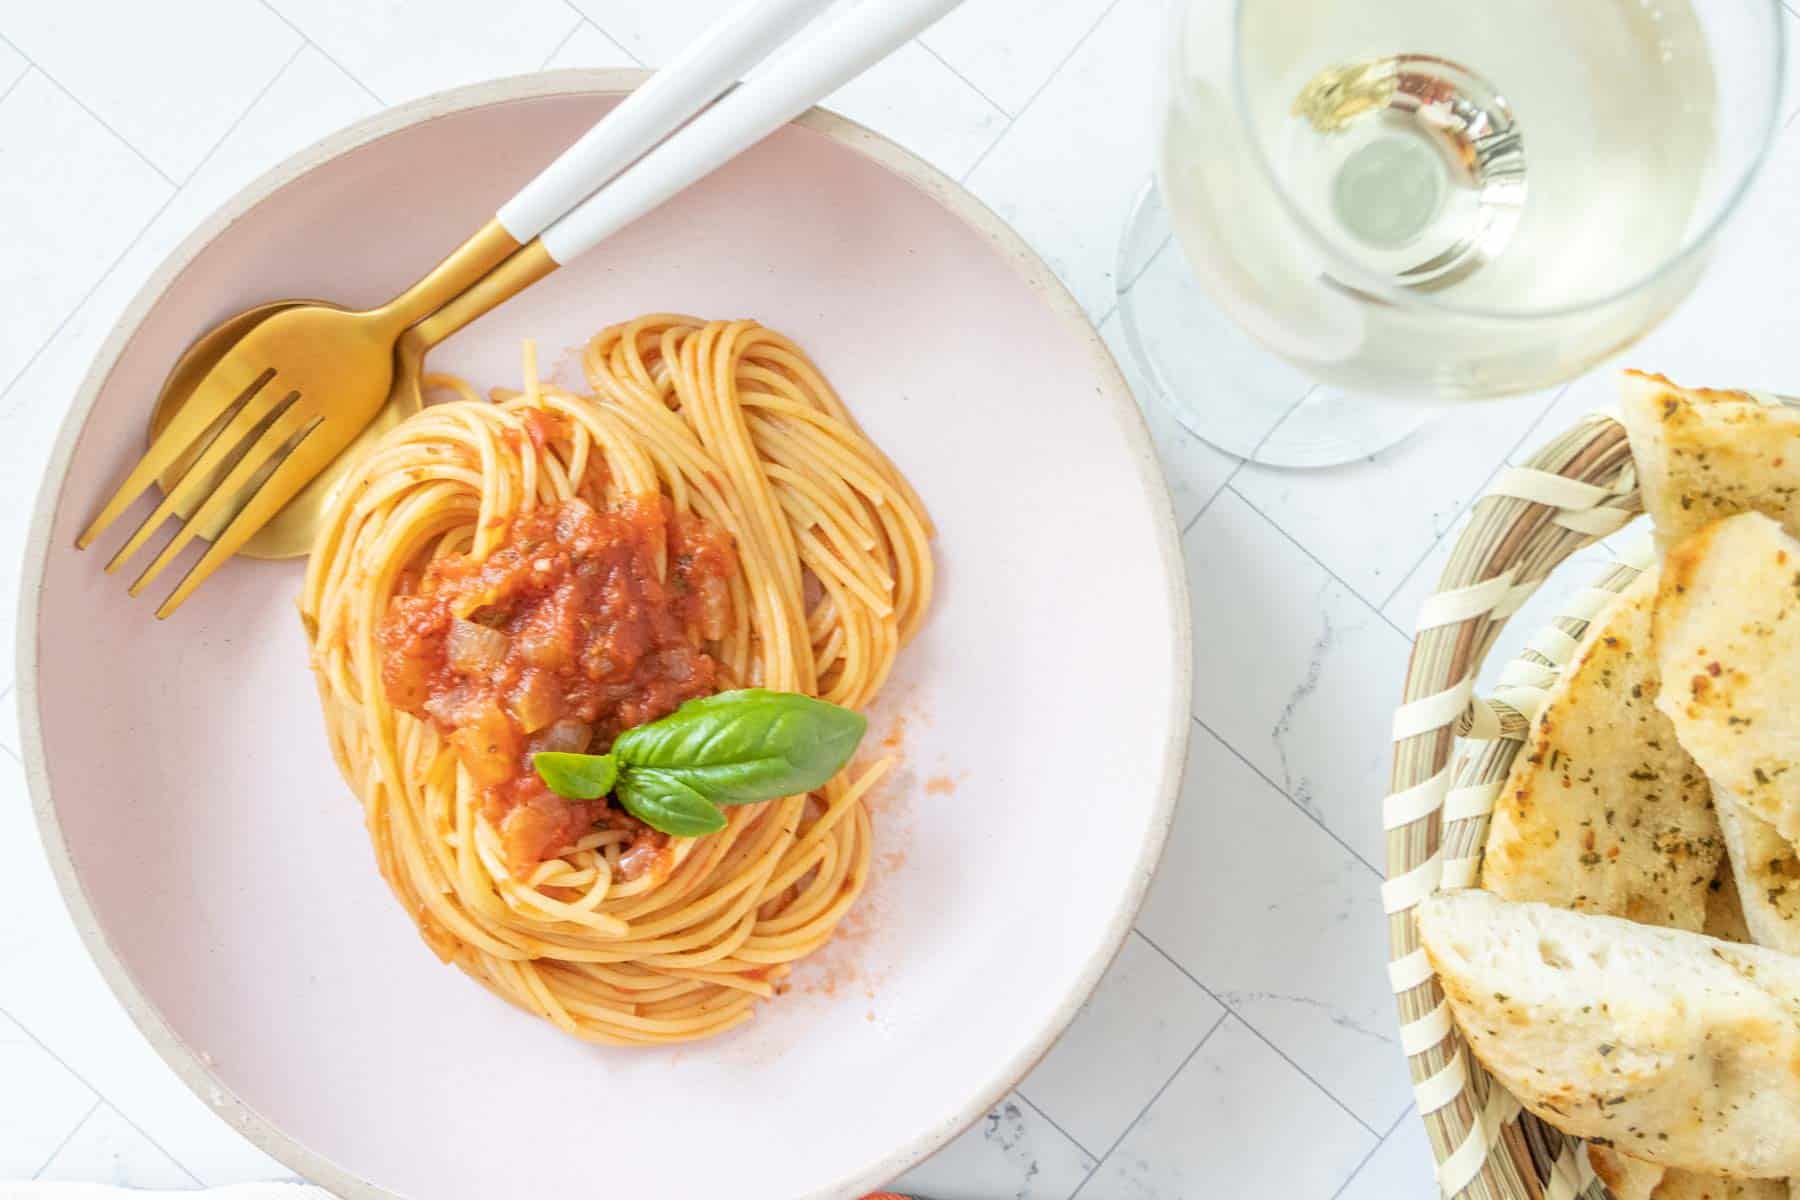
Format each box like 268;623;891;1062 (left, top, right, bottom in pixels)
4;2;1800;1196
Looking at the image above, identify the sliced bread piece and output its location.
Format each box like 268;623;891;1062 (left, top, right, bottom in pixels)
1482;568;1722;930
1655;513;1800;844
1654;1175;1788;1199
1711;798;1800;955
1588;1145;1666;1200
1416;889;1800;1177
1618;372;1800;554
1705;863;1754;945
1587;1142;1787;1199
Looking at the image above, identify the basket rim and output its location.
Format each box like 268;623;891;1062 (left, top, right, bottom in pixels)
1383;409;1646;1200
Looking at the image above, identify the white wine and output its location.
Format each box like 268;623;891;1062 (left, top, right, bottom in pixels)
1156;0;1744;400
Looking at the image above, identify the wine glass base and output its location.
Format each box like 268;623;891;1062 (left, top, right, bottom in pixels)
1115;180;1430;468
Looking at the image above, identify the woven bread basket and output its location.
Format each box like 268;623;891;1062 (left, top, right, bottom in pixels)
1385;410;1651;1200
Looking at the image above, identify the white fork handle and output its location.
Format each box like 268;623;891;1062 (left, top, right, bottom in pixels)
496;0;838;242
539;0;966;265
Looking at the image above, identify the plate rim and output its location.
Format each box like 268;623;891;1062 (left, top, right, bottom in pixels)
15;67;1194;1199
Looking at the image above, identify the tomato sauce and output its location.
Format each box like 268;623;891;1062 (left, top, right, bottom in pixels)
378;496;736;873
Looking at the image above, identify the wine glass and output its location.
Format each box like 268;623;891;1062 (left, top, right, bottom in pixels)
1118;0;1785;467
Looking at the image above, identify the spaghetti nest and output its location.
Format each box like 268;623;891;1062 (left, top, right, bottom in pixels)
301;315;933;1044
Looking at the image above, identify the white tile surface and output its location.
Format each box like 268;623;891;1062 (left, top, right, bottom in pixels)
1337;1110;1437;1200
568;0;744;64
0;71;169;402
919;0;1118;115
890;1093;1096;1200
542;20;639;71
1078;1017;1376;1199
1233;386;1561;605
1785;6;1800;122
0;39;27;97
114;47;380;278
822;39;1007;179
263;0;578;104
1020;932;1224;1155
0;686;18;761
1137;724;1410;1131
0;1011;96;1178
1100;311;1238;531
35;1105;195;1189
2;1;297;179
0;291;106;690
964;0;1163;315
1183;489;1410;868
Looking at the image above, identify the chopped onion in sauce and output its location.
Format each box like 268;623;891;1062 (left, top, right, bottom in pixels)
528;719;592;758
447;617;509;675
508;667;562;733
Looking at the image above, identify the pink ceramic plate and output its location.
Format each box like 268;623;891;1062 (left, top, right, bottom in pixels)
17;72;1190;1200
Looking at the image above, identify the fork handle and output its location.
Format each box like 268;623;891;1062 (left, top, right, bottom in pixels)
401;0;963;345
540;0;967;265
497;0;838;243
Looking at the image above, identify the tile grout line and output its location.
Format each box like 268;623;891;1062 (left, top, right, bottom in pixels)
912;38;1011;120
956;0;1128;184
1179;458;1246;537
1169;390;1316;532
1191;712;1382;878
538;13;590;71
1065;1006;1230;1199
0;1008;205;1187
1010;1088;1101;1166
0;678;18;763
0;190;176;423
1184;482;1393;877
1246;385;1319;461
185;41;310;188
1327;1104;1416;1200
252;0;385;107
1133;928;1385;1139
0;40;308;424
956;113;1013;186
0;61;29;109
572;14;647;67
1227;479;1411;632
0;31;177;187
1373;382;1573;616
30;1097;101;1179
1092;226;1176;336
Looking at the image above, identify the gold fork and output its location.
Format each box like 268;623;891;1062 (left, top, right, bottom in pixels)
77;226;517;617
75;0;853;615
78;0;963;617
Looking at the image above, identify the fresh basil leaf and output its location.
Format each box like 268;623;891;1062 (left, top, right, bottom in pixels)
533;751;618;800
610;688;866;806
615;768;727;837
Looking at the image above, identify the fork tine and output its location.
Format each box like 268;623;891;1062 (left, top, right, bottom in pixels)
154;415;328;619
128;397;314;601
103;379;297;575
77;360;274;551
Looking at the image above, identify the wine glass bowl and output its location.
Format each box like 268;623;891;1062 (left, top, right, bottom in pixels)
1121;0;1785;466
